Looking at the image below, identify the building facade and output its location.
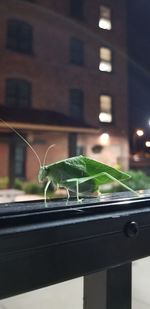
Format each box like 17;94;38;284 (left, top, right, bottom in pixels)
0;0;129;185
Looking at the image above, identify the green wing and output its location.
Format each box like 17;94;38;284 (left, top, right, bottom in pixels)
77;156;130;184
46;155;130;193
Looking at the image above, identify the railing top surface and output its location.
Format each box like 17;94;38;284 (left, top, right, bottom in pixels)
0;190;149;215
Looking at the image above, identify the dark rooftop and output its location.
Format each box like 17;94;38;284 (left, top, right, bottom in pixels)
0;106;98;130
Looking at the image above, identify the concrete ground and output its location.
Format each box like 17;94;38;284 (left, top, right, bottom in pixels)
0;258;149;308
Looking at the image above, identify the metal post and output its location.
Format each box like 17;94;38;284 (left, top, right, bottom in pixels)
84;263;131;309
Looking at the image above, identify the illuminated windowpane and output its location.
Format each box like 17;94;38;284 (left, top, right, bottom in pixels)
99;95;112;123
99;47;112;72
99;61;112;72
99;6;112;30
100;47;111;61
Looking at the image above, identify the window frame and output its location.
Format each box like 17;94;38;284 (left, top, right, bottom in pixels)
13;140;26;179
69;88;84;120
99;5;112;31
70;37;84;66
70;0;84;21
99;46;113;73
6;19;33;55
99;94;114;125
5;78;32;108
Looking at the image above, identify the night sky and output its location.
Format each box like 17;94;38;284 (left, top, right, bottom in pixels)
128;0;150;131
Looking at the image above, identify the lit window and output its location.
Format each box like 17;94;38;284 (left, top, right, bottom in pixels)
99;47;112;72
99;6;112;30
99;95;112;123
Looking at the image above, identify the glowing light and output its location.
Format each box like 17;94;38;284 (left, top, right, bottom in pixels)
136;129;144;137
99;61;112;72
145;141;150;148
99;133;110;146
99;19;112;30
133;154;140;162
99;112;112;123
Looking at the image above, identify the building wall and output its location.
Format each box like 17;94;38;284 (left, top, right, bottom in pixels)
0;0;128;128
0;143;9;178
26;131;68;181
0;0;129;184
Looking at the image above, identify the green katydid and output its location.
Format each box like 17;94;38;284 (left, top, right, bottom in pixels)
39;155;138;206
0;119;138;207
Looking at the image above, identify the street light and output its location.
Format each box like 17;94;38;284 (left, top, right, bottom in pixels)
136;129;144;137
99;133;110;146
145;141;150;148
133;129;144;154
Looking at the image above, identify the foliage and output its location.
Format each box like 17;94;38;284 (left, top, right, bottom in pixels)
0;177;9;189
101;170;150;193
23;182;43;195
14;178;43;194
14;178;24;190
4;169;150;196
123;170;150;191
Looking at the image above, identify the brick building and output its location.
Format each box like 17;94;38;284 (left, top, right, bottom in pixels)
0;0;129;185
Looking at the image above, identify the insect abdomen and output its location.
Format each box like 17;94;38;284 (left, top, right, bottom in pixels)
47;158;97;193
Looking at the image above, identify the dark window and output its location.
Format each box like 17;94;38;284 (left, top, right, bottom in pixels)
70;89;84;119
7;19;33;54
14;142;26;178
6;79;31;108
69;134;84;157
70;38;84;65
70;0;84;20
76;145;84;155
69;133;77;157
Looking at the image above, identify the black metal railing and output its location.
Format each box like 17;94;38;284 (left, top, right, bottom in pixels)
0;192;150;308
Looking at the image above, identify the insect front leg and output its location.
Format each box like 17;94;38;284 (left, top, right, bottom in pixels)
44;179;51;207
65;187;70;200
76;179;83;203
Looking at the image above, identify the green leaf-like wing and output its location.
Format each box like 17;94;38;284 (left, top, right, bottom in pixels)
79;156;130;185
47;156;130;193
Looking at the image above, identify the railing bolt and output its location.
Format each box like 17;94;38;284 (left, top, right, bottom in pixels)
124;221;139;238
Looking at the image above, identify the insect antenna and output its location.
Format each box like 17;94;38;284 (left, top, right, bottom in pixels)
0;118;42;168
43;144;55;166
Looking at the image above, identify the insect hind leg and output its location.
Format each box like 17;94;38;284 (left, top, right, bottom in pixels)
97;172;140;196
65;178;83;203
